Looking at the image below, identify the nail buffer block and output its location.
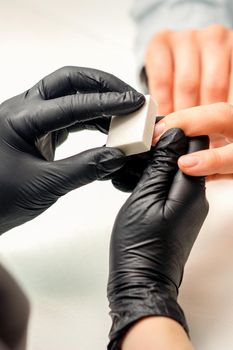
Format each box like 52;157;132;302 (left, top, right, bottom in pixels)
106;95;157;156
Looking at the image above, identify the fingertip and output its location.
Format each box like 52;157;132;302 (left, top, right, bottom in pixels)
178;155;206;176
152;120;166;145
128;90;145;107
137;92;146;105
152;127;185;147
178;162;197;176
97;147;127;180
178;164;203;177
151;128;187;162
103;146;126;159
177;136;210;176
157;128;186;147
153;121;167;139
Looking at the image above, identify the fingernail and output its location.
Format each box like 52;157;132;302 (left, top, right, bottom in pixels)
179;155;200;167
153;122;166;138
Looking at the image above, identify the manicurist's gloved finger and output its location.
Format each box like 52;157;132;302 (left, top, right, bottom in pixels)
111;151;152;192
133;128;187;192
32;66;139;99
111;117;165;193
48;147;126;195
166;136;209;276
0;144;126;234
20;91;144;138
28;68;144;159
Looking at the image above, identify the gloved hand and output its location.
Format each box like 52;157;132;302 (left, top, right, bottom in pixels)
111;117;165;192
0;264;29;350
107;128;209;350
0;66;144;234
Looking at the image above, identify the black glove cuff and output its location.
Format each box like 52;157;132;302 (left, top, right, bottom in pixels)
108;290;188;350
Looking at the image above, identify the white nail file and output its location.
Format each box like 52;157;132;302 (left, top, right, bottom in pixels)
106;95;157;156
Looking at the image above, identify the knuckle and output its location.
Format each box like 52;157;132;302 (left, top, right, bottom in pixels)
146;30;171;55
152;30;171;43
177;78;198;95
59;65;73;72
185;29;197;38
215;102;233;128
209;148;223;171
174;29;197;42
149;75;172;92
58;66;74;77
145;67;172;90
203;24;227;42
205;82;227;99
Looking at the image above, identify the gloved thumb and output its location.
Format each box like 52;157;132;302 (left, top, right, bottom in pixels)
134;128;187;196
48;147;126;195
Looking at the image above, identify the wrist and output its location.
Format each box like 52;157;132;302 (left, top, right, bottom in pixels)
121;316;193;350
108;283;188;350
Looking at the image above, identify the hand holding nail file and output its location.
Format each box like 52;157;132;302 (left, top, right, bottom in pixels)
106;95;157;155
0;66;145;234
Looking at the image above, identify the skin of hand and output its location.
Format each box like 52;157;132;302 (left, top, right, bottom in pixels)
121;317;194;350
107;128;209;350
152;102;233;179
0;264;30;350
0;66;145;234
145;24;233;115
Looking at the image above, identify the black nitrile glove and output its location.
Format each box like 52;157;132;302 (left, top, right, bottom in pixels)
107;128;209;350
111;117;165;192
111;150;153;192
0;66;145;234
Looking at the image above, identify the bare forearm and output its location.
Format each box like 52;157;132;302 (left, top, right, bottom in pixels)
121;317;194;350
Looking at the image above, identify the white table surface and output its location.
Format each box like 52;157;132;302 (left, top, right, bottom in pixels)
0;1;232;349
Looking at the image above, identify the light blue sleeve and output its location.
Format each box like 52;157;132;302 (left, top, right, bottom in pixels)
131;0;233;85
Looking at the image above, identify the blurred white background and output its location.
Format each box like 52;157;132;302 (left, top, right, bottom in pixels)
0;1;232;349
